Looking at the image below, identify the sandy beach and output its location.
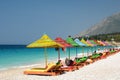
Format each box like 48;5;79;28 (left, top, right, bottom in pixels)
0;52;120;80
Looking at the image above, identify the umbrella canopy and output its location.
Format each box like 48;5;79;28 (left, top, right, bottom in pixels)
27;34;63;66
66;37;79;47
89;40;98;46
55;37;72;48
86;40;94;47
74;38;87;46
27;34;63;48
104;41;111;46
81;38;91;46
102;41;109;46
97;40;106;46
94;40;101;46
54;37;72;60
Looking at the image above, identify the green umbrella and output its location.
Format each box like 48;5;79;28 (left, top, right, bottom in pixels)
66;36;79;59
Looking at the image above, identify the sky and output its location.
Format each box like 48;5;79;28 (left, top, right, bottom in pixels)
0;0;120;44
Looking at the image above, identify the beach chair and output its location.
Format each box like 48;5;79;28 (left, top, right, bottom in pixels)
56;59;78;72
60;65;77;72
74;57;88;68
85;58;94;64
24;62;62;76
88;53;101;62
99;52;108;59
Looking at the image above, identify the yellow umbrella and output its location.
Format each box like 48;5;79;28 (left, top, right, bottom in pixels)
81;38;91;46
81;38;93;56
27;34;63;67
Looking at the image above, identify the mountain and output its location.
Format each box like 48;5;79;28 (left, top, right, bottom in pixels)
78;12;120;36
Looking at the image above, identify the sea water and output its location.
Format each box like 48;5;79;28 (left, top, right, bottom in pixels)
0;45;114;70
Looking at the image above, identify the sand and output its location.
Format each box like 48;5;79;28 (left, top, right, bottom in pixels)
0;52;120;80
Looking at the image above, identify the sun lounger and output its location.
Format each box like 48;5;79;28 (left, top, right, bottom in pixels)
88;53;101;62
56;59;78;72
60;66;76;72
24;62;63;76
85;58;94;64
74;57;88;67
99;52;107;59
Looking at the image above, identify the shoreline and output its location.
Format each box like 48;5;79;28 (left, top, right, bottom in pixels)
0;52;88;71
0;45;116;71
0;51;120;80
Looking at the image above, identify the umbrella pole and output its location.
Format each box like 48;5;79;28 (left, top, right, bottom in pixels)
68;47;70;59
58;48;60;61
82;46;84;57
87;46;89;56
91;47;92;54
44;48;47;67
76;47;78;57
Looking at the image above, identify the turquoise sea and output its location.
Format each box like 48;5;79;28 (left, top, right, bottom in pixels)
0;45;114;70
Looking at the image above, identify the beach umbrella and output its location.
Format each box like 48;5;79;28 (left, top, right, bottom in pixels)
66;36;79;59
97;40;106;51
54;37;72;60
105;41;111;46
97;40;105;46
94;40;101;46
81;38;95;55
94;40;108;53
89;40;98;52
86;40;95;55
74;38;87;57
27;34;63;67
93;40;103;52
74;38;87;46
102;41;108;46
101;40;111;52
81;38;91;46
104;41;113;50
86;40;94;47
89;40;98;46
102;41;110;52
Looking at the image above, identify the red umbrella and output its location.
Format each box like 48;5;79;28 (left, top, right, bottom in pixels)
55;37;72;60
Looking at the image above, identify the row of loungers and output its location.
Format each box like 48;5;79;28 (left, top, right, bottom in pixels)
24;48;120;76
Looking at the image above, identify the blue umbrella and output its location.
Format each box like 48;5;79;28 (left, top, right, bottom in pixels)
74;38;87;57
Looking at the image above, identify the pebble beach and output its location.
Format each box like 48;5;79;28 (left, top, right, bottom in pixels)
0;51;120;80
